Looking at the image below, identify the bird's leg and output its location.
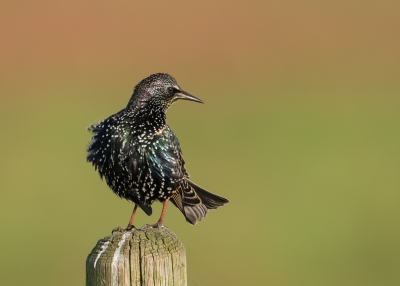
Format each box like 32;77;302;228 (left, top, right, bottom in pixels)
126;204;138;230
141;199;169;229
156;199;169;227
112;204;138;234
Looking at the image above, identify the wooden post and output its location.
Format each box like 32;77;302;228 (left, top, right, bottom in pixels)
86;227;187;286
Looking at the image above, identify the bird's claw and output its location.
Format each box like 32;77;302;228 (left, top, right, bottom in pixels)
111;226;123;234
111;224;136;234
140;222;165;230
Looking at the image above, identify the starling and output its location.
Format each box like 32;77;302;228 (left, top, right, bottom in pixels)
87;73;228;231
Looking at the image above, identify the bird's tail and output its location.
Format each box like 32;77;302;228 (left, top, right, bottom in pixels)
170;180;229;225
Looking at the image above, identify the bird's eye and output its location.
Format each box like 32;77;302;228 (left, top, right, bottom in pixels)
167;87;175;94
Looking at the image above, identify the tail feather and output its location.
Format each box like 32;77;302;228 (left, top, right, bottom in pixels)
183;204;208;225
189;181;229;210
170;180;229;225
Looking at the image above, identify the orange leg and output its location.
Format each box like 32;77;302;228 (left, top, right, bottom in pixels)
156;199;169;226
126;204;138;230
111;204;138;234
139;199;170;230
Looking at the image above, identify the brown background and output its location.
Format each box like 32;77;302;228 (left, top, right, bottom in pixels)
1;1;399;285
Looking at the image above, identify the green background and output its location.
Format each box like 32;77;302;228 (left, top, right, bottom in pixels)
1;1;399;285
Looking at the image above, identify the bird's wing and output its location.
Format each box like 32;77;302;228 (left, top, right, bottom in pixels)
146;126;188;188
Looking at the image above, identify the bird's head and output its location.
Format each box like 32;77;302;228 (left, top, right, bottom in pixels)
126;73;203;114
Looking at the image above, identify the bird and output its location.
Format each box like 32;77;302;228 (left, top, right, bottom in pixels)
87;73;228;231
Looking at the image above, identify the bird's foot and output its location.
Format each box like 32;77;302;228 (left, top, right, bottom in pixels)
140;222;165;230
111;226;124;234
111;224;135;234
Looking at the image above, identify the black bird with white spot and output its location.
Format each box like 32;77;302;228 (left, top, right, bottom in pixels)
87;73;228;231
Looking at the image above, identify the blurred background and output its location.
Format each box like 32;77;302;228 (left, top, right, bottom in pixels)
1;1;399;285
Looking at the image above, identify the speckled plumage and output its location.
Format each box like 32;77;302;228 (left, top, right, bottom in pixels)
87;73;228;227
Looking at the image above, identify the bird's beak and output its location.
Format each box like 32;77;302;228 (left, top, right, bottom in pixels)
175;90;204;104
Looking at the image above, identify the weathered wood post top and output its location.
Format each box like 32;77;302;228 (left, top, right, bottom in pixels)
86;227;186;286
